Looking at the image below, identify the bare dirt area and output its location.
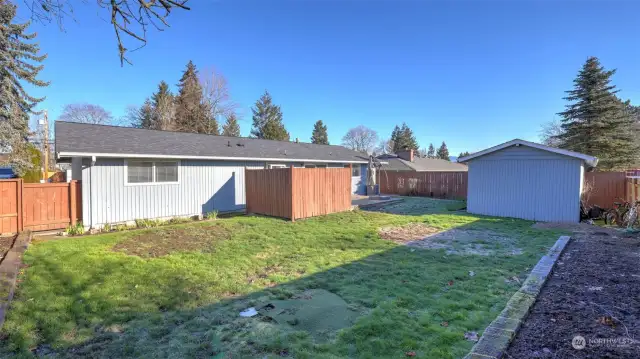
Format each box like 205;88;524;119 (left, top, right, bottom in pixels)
112;225;232;258
0;235;15;263
379;223;522;255
506;228;640;358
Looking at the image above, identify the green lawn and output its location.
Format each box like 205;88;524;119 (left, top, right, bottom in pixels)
0;199;564;358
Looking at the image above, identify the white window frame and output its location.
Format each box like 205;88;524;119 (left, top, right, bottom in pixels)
268;164;288;169
351;164;361;177
124;159;180;186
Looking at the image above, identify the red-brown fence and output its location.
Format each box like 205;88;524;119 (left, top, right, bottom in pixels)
0;179;82;234
378;171;468;199
245;167;352;221
583;172;628;208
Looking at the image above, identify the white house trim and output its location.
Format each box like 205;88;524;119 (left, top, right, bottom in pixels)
57;151;369;164
458;139;598;167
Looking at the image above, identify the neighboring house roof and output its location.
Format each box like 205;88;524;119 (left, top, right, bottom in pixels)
376;154;468;172
458;139;598;167
55;122;369;163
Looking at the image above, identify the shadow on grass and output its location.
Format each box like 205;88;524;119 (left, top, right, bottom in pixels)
1;213;562;359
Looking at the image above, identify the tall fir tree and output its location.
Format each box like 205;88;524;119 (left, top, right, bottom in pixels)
174;61;216;134
391;123;419;152
222;114;241;137
311;120;329;144
427;143;435;158
150;81;175;130
0;2;48;176
436;141;450;160
390;125;401;152
135;98;154;129
458;151;471;159
556;57;638;170
250;91;289;141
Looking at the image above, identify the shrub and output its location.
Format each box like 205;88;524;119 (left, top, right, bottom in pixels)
102;223;112;232
115;224;128;232
205;210;219;220
66;222;85;236
135;218;162;228
21;144;43;183
168;216;191;224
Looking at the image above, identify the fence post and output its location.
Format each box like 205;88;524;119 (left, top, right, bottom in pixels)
290;165;296;222
70;180;77;226
17;178;23;233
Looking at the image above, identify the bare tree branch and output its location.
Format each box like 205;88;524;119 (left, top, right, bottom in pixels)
23;0;190;66
342;125;378;154
58;103;113;124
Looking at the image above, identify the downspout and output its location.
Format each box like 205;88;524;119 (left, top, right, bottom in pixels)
89;156;96;229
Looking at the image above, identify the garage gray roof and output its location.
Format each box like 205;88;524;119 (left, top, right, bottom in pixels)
377;154;468;172
55;122;369;163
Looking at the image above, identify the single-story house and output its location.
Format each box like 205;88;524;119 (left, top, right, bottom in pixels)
377;149;468;172
458;139;598;223
55;121;371;229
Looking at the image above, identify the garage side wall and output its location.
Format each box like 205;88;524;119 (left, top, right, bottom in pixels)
467;146;582;223
82;158;265;227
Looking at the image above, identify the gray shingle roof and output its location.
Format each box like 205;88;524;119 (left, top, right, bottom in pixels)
377;154;468;172
55;122;369;163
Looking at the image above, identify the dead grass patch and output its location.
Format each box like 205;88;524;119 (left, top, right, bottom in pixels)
379;223;440;243
112;225;232;258
379;224;521;256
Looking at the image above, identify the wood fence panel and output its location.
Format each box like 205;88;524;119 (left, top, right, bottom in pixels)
628;178;639;203
245;168;293;219
0;179;20;234
291;168;351;220
379;171;468;199
583;172;627;208
0;180;83;233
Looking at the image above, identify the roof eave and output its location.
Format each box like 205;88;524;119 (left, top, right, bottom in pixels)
56;151;369;164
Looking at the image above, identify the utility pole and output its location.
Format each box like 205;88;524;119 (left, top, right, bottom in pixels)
39;110;49;182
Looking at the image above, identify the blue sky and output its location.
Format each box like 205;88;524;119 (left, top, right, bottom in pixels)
17;0;640;155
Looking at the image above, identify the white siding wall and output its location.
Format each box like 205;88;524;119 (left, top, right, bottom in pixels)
467;146;583;223
81;158;365;227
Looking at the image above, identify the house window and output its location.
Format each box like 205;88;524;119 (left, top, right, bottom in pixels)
304;164;316;168
126;160;179;184
316;164;327;168
351;165;361;177
127;161;153;183
269;164;287;169
155;162;179;182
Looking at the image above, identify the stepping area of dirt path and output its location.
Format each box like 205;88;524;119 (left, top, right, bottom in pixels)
506;227;640;358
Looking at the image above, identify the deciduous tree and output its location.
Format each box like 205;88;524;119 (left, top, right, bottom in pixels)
150;81;175;130
59;103;113;125
341;126;378;153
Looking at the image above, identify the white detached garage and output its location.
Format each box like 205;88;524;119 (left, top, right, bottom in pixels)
459;139;598;223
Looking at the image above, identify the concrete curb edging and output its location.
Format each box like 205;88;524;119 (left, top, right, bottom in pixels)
464;235;571;359
0;231;32;329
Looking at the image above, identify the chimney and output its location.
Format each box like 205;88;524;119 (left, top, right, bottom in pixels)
397;148;414;162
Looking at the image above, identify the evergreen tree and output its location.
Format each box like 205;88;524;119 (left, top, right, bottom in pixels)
391;123;419;152
174;61;211;134
418;148;428;158
390;125;401;152
427;143;435;158
311;120;329;144
458;151;471;158
137;98;154;129
150;81;175;130
556;57;638;170
0;2;48;176
222;114;241;137
399;122;419;151
250;91;289;141
436;141;450;160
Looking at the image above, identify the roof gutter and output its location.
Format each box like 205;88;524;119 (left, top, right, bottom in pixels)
57;152;369;164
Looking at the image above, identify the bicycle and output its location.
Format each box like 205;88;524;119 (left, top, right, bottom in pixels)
604;198;632;227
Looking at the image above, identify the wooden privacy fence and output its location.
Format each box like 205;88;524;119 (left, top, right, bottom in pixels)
0;179;82;234
583;172;640;208
245;167;352;221
378;171;468;199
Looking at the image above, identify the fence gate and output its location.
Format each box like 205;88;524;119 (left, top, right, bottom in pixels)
0;179;81;234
